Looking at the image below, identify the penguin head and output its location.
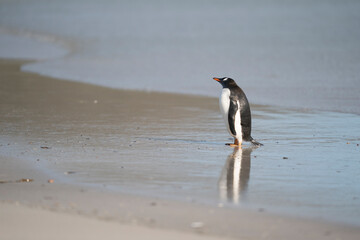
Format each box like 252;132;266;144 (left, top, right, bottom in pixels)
213;77;236;88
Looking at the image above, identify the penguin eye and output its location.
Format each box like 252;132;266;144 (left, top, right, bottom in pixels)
223;78;228;81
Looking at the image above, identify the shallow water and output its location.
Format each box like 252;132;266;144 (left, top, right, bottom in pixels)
3;102;360;226
51;109;360;226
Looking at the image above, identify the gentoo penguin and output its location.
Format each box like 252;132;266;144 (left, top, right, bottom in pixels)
213;77;262;147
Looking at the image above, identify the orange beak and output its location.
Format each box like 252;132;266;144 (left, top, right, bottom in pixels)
213;77;221;82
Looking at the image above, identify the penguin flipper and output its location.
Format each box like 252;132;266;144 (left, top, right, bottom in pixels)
228;99;238;136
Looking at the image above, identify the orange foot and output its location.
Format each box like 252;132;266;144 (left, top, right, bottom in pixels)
225;139;242;147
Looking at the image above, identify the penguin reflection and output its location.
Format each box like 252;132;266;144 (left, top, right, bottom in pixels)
218;147;253;204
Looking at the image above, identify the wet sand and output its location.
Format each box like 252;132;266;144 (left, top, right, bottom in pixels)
1;59;360;239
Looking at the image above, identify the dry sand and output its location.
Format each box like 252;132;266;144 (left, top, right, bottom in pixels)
0;204;227;240
1;59;360;240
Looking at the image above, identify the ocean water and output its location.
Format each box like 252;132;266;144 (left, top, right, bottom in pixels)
1;0;360;226
1;0;360;113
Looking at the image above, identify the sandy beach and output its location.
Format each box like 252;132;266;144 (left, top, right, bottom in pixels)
1;59;360;239
1;0;360;238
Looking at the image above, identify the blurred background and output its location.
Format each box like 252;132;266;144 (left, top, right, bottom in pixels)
1;0;360;113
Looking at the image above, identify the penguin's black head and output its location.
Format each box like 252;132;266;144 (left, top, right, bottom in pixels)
213;77;236;88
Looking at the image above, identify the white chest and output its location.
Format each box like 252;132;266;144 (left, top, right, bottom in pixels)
219;88;230;119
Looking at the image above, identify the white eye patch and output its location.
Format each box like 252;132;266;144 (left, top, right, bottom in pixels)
223;77;228;81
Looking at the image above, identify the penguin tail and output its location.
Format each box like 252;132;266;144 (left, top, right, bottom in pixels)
249;137;263;146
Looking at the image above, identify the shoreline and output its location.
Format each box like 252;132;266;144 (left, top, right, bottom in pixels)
1;58;360;239
1;26;360;116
